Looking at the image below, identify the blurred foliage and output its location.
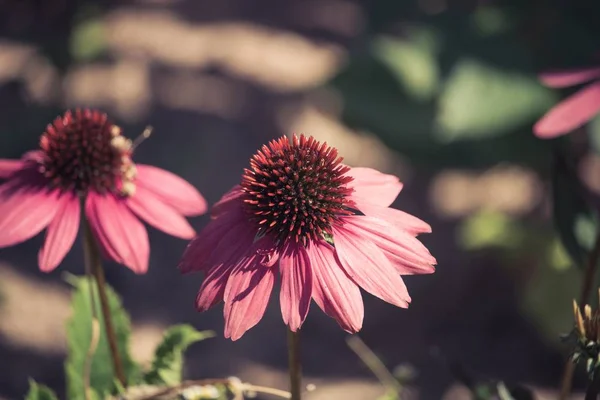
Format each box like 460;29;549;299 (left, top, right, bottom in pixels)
25;380;59;400
144;325;215;386
552;154;599;268
65;275;140;399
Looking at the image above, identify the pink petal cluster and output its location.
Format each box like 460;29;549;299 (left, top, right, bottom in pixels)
0;109;207;273
534;67;600;138
180;135;436;340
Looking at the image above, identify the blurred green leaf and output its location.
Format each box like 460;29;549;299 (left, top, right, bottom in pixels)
435;59;556;141
144;325;214;386
25;380;59;400
552;155;599;268
371;31;440;101
65;275;140;399
70;18;106;61
458;210;525;250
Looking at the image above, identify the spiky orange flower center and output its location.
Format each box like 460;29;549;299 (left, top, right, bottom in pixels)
39;109;136;196
241;134;355;246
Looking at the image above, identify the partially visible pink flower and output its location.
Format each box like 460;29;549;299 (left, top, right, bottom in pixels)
0;109;207;273
180;134;436;340
534;66;600;138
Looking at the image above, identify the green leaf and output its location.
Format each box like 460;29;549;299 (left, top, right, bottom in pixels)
371;31;440;102
25;380;59;400
435;59;556;141
551;154;599;267
65;275;140;400
144;324;214;386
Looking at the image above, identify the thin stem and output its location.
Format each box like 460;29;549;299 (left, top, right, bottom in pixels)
287;328;302;400
133;378;291;400
82;213;127;387
81;226;101;400
560;233;600;400
346;335;403;395
586;375;600;400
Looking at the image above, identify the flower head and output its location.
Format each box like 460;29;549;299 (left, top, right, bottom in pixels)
534;66;600;138
0;109;207;273
180;134;436;340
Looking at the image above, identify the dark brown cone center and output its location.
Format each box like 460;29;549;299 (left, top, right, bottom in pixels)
241;134;355;246
39;109;136;195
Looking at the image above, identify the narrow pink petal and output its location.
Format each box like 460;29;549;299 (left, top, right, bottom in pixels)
38;192;80;272
0;159;24;179
341;216;436;275
211;185;244;219
306;242;363;333
196;263;232;312
86;192;149;274
195;222;258;311
355;202;431;236
0;175;61;247
346;167;403;207
179;206;250;274
534;82;600;138
279;244;312;332
136;164;207;216
333;223;411;308
223;239;277;340
539;67;600;88
126;185;195;239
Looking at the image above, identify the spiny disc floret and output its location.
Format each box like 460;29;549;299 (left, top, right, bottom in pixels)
39;109;137;196
241;134;355;246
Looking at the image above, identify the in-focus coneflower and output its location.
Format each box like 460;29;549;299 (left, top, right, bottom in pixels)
0;109;207;273
180;134;436;340
534;66;600;138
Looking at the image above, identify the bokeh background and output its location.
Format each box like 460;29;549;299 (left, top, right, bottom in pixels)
1;0;600;399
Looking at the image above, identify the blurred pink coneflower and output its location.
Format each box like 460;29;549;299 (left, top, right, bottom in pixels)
534;66;600;138
0;109;207;273
180;134;436;340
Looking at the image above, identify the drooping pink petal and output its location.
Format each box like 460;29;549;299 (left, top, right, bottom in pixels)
38;192;80;272
126;184;195;239
279;244;312;332
0;159;24;179
346;167;403;207
136;164;207;216
195;222;259;311
354;201;431;236
211;185;244;219
86;192;149;274
223;239;277;340
341;216;436;275
539;67;600;88
306;241;363;333
196;263;232;312
0;174;61;247
179;206;250;274
534;81;600;138
333;223;411;308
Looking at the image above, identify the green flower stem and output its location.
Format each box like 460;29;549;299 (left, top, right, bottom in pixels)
82;211;127;387
287;328;302;400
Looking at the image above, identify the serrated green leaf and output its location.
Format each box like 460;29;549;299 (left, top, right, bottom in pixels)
551;155;599;268
25;380;59;400
435;59;556;141
144;325;214;386
65;275;140;400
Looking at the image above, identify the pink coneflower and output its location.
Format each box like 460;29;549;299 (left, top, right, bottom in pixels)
180;134;436;340
0;109;207;273
534;66;600;138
